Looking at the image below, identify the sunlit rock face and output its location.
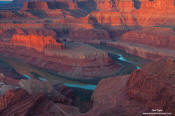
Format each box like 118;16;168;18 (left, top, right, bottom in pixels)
133;0;175;26
0;37;120;79
10;34;64;52
31;43;121;79
95;0;134;11
2;0;175;27
120;27;175;50
95;0;175;11
84;0;175;26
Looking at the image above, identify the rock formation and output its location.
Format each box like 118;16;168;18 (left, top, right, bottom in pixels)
11;34;65;52
95;0;134;11
2;0;175;26
1;0;175;116
21;1;49;11
21;0;78;11
103;27;175;60
0;41;121;79
0;88;80;116
80;58;175;116
127;58;175;113
80;75;149;116
120;27;175;49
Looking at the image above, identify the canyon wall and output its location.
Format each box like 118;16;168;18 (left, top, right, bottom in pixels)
1;0;175;75
127;58;175;113
95;0;134;11
106;41;175;61
120;28;175;50
81;58;175;116
87;0;175;26
0;40;121;79
10;34;64;52
0;85;80;116
2;0;175;27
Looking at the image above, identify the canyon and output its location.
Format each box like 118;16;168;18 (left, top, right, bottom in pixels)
1;0;175;60
0;0;175;115
0;34;121;79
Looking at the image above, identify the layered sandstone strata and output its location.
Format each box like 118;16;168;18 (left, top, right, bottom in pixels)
11;34;65;52
106;41;175;61
0;88;80;116
1;0;175;26
120;27;175;49
127;58;175;114
80;75;149;116
102;27;175;60
95;0;134;11
0;40;120;79
41;43;120;78
95;0;175;11
2;0;175;27
81;0;175;26
80;58;175;116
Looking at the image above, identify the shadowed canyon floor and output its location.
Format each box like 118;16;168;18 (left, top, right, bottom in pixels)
0;0;175;115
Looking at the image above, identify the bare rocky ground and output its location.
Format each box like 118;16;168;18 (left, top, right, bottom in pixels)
0;0;175;116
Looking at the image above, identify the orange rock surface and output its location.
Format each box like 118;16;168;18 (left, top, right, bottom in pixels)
0;42;121;79
10;34;64;52
82;0;175;26
120;27;175;49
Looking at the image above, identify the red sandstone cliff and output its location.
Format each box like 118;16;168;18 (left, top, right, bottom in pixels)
2;0;175;27
120;27;175;50
82;0;175;26
80;58;175;116
0;41;121;79
10;34;64;52
95;0;134;11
